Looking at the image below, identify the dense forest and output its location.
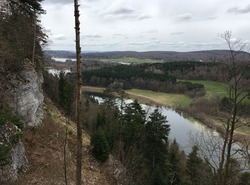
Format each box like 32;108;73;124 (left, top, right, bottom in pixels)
80;62;210;97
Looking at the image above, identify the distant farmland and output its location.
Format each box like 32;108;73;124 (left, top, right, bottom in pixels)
100;57;164;64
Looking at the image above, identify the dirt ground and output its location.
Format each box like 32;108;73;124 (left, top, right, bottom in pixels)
9;98;121;185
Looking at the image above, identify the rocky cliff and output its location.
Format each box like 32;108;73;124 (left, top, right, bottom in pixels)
0;63;44;182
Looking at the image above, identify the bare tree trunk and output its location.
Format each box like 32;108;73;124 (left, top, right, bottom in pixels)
74;0;83;184
64;116;69;185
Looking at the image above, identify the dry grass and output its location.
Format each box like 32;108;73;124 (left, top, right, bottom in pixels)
11;98;117;185
83;86;192;108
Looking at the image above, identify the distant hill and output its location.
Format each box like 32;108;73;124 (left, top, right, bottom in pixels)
45;50;250;62
44;50;75;58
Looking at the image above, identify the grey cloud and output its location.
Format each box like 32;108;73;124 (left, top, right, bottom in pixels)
176;13;191;21
228;5;250;14
170;32;184;35
147;29;158;33
206;17;217;20
112;33;125;38
43;0;99;5
113;33;124;37
138;14;152;20
129;41;160;46
43;0;73;5
111;7;135;15
84;34;102;38
53;34;68;40
84;42;121;47
103;5;151;21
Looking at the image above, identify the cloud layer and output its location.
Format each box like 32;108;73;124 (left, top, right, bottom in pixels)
41;0;250;51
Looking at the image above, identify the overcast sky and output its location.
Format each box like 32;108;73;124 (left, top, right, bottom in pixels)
41;0;250;52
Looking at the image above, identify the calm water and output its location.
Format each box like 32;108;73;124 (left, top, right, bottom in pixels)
51;57;76;62
93;96;215;153
90;95;248;168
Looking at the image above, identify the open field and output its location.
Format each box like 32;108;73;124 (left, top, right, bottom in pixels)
180;80;250;104
101;57;164;64
127;89;192;108
178;80;228;99
83;86;192;108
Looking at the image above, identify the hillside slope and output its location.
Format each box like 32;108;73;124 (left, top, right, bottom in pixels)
9;98;122;185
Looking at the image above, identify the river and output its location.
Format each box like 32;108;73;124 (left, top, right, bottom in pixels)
92;95;217;153
91;94;248;168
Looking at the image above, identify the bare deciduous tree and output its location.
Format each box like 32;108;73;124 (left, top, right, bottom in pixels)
190;31;250;185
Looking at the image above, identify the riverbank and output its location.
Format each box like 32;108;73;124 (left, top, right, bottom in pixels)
83;86;192;108
82;86;250;141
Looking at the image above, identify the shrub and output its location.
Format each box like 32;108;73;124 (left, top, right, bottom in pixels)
0;145;12;166
90;128;110;162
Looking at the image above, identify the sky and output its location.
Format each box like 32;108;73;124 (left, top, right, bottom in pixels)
41;0;250;52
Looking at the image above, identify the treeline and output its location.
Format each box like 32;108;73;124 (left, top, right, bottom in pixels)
0;0;47;71
82;50;250;62
81;62;206;97
43;71;75;116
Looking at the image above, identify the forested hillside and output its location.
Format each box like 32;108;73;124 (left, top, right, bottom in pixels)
45;50;250;62
0;0;47;182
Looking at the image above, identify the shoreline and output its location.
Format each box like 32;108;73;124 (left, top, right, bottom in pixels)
83;86;250;143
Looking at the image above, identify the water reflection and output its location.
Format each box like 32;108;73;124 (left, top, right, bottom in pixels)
90;94;248;168
91;95;214;153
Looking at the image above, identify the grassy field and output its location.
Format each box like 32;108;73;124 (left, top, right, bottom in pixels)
179;80;228;99
83;86;192;108
180;80;250;104
127;89;192;108
102;57;164;64
83;86;250;135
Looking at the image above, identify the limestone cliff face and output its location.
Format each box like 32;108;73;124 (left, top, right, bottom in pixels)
0;65;44;127
14;67;44;127
0;122;28;182
0;64;44;182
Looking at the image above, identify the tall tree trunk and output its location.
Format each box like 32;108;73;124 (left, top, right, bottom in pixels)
74;0;82;184
64;116;69;185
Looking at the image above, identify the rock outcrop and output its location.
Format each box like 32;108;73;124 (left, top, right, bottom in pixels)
0;63;44;182
0;122;28;182
0;64;44;127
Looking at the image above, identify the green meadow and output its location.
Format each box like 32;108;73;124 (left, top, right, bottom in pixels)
102;57;164;64
179;80;250;104
83;86;192;108
178;80;228;99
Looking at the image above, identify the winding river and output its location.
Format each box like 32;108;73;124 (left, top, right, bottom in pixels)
92;95;217;153
91;94;248;168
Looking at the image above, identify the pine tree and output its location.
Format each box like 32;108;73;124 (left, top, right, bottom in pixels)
144;108;170;183
168;139;182;185
91;128;110;162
